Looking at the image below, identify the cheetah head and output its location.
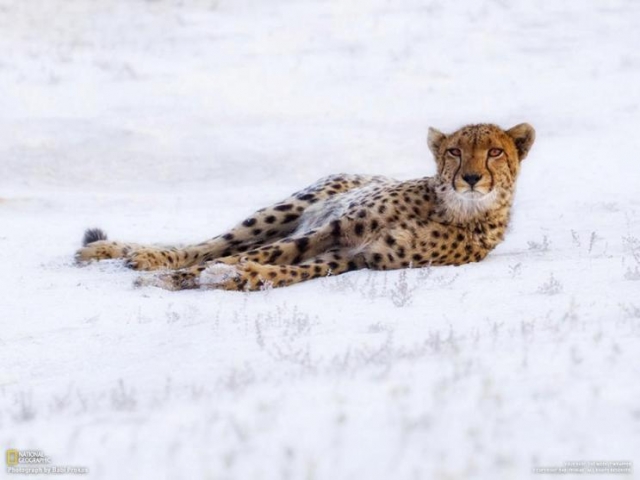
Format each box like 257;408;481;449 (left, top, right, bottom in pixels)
427;123;535;213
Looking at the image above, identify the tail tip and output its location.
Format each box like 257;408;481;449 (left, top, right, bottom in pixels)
83;228;108;246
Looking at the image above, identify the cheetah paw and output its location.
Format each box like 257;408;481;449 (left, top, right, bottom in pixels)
134;273;178;291
133;269;198;291
134;263;241;291
125;249;171;271
199;263;240;288
75;241;123;264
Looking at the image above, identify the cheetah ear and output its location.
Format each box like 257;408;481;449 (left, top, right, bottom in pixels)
427;127;446;157
506;123;536;161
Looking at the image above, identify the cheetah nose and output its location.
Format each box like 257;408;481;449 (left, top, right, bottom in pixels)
462;173;482;187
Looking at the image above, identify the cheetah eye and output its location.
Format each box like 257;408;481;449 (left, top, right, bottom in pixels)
447;148;462;157
488;148;503;157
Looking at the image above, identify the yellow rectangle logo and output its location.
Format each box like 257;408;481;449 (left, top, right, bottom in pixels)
6;449;19;466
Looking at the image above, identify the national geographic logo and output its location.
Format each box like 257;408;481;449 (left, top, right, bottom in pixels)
6;450;18;466
5;449;51;465
5;449;88;475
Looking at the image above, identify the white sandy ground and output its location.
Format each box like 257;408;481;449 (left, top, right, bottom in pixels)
1;0;640;478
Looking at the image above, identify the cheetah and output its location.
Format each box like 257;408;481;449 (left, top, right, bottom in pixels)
76;123;535;291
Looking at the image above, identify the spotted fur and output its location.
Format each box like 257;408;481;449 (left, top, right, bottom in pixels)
76;123;536;291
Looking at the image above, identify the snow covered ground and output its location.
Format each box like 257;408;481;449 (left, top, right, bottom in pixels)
1;0;640;478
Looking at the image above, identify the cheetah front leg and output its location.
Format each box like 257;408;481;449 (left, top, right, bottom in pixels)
137;248;365;291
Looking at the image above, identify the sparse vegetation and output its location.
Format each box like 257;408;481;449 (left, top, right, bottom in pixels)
390;270;416;307
620;303;640;318
509;262;522;278
11;391;36;423
537;274;563;295
111;379;137;411
588;231;601;254
527;235;550;252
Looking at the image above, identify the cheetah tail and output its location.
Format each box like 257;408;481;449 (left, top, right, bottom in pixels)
83;228;108;246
